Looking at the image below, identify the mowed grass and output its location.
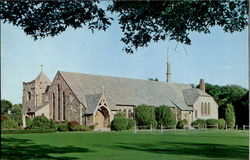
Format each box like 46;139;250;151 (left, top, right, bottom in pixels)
1;130;249;160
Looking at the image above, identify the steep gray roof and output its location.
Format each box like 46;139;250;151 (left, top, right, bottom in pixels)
35;71;51;93
183;88;210;106
59;71;194;111
85;93;102;114
35;71;51;83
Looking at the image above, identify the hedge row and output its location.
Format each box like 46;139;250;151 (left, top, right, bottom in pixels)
55;121;93;132
192;118;226;129
1;129;56;134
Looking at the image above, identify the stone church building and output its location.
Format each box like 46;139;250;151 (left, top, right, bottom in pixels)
23;66;218;130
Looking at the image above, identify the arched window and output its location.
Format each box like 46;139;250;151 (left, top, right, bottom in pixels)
58;84;61;121
128;109;133;118
123;109;127;117
201;102;204;115
28;91;32;101
63;92;66;120
53;93;55;120
205;102;207;115
208;103;210;115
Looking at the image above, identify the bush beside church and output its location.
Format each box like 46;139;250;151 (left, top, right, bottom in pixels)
0;99;233;133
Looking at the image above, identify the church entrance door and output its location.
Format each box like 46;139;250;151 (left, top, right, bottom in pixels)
94;106;110;131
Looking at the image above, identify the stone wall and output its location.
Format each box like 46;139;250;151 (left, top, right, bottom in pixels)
192;96;218;121
23;76;51;114
115;105;135;119
23;81;36;113
35;103;50;118
47;72;85;124
83;115;93;126
180;110;193;125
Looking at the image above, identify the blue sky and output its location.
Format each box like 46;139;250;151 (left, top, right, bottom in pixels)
1;16;248;104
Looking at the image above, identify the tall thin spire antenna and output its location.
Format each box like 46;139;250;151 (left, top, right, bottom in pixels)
166;48;171;82
41;64;44;72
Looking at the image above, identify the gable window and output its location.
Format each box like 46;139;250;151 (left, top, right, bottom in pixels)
205;102;207;115
208;103;210;115
201;102;204;115
58;84;61;121
63;92;66;120
53;93;55;120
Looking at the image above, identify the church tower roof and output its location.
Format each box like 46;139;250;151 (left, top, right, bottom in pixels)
35;71;51;83
34;65;51;83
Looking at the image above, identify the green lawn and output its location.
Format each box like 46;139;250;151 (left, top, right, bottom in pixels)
1;130;249;160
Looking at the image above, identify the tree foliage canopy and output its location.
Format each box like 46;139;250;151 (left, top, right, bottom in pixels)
0;1;112;40
205;83;248;126
155;105;176;127
0;0;248;53
135;105;156;126
206;84;247;105
225;103;236;127
1;99;13;115
11;104;22;126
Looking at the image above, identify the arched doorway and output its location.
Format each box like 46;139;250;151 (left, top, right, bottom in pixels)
94;106;110;129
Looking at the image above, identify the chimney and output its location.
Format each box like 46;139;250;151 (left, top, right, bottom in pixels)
199;79;205;92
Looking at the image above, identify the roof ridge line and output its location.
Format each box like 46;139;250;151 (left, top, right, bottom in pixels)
58;71;190;86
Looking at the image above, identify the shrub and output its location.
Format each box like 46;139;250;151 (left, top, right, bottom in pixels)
225;103;236;128
127;118;136;130
192;119;206;128
2;129;56;134
80;125;91;131
176;119;188;129
25;117;33;127
1;114;11;122
206;119;218;128
111;117;128;131
55;121;61;124
135;105;156;126
71;125;82;131
218;119;226;129
30;116;51;129
151;119;158;128
49;119;56;129
1;119;19;129
88;125;95;130
155;106;176;127
57;123;68;131
11;104;22;126
68;121;80;131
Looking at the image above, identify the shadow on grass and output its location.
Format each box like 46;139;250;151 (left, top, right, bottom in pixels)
2;137;91;160
116;141;248;159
